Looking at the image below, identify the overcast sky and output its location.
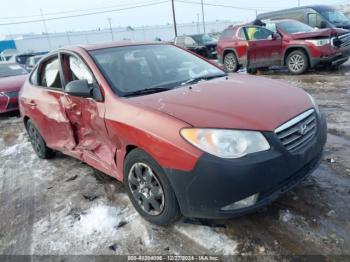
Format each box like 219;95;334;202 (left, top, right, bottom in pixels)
0;0;347;37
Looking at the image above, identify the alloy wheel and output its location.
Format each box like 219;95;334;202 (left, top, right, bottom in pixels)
128;162;165;216
288;54;305;73
224;53;237;72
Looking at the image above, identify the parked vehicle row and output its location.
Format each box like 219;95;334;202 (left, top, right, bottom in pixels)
19;42;326;225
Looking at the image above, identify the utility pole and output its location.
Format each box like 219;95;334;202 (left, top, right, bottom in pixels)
201;0;206;34
108;18;114;41
40;8;52;50
298;0;301;7
171;0;178;37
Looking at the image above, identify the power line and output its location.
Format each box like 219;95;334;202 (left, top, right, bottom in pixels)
0;0;165;20
175;0;282;11
0;1;168;26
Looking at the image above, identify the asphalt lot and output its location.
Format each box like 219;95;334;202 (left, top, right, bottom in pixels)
1;62;350;259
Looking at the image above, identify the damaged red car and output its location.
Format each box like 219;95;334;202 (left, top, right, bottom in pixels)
0;62;28;113
217;19;350;74
19;42;327;225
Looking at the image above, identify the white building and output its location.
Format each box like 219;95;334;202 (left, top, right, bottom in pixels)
7;20;238;53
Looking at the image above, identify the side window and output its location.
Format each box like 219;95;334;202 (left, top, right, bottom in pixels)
40;56;62;89
175;37;185;46
66;55;93;85
184;37;196;46
246;27;273;40
308;13;323;28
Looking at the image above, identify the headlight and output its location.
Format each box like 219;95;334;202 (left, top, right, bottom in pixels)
180;128;270;159
305;38;331;46
307;93;320;115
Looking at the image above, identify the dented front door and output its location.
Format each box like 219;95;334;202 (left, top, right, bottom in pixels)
60;52;115;174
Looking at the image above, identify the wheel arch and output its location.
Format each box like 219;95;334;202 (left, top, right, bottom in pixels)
283;46;311;66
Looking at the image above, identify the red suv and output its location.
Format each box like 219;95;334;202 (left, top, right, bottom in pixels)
217;19;350;74
20;42;326;225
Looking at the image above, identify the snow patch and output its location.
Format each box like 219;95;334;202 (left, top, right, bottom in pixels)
0;144;21;157
75;205;120;235
174;223;238;255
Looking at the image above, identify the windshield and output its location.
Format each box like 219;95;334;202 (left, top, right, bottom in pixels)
320;10;349;24
0;64;27;77
89;44;225;97
191;34;217;44
277;21;314;34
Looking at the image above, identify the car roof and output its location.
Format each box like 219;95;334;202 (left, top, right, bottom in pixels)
258;5;335;17
77;41;169;51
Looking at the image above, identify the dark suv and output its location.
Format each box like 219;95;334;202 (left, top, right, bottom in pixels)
258;5;350;30
217;19;350;74
174;34;217;59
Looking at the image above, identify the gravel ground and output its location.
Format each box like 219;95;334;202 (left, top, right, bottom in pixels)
0;62;350;260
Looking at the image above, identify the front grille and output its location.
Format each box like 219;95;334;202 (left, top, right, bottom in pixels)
334;32;350;48
275;109;317;153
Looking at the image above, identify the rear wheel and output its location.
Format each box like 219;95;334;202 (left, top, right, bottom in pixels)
124;149;181;226
286;50;309;75
223;52;239;72
26;119;54;159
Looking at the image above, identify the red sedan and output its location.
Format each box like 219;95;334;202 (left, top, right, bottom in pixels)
0;62;28;113
19;42;327;225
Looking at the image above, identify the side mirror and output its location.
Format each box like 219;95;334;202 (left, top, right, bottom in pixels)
65;80;92;98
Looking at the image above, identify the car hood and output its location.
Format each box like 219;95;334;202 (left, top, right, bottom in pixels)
128;74;313;131
290;28;349;39
0;74;27;93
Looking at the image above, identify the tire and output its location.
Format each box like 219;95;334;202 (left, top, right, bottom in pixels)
26;119;54;159
286;50;309;75
124;149;181;226
247;68;258;74
223;52;239;72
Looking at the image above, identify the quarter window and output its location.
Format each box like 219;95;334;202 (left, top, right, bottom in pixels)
40;56;62;89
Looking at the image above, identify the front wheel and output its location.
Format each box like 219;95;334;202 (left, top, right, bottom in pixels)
286;50;309;75
124;149;181;226
223;52;239;72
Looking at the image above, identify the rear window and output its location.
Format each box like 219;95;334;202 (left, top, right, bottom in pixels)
0;64;27;78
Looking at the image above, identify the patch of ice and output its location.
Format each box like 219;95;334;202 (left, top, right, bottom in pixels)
174;223;238;255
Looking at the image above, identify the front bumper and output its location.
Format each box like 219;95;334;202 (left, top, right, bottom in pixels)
165;112;327;219
310;46;350;67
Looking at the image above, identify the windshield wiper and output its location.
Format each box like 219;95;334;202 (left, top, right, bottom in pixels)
123;87;172;97
181;74;227;86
